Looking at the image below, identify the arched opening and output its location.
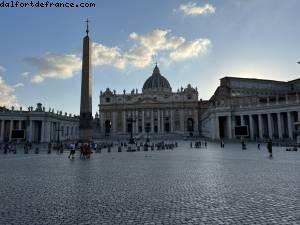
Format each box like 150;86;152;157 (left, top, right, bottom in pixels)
187;118;194;136
145;123;151;133
127;123;132;133
165;122;170;132
105;120;111;135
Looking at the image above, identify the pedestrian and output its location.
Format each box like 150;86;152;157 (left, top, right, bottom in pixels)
257;143;260;150
68;143;75;159
48;142;52;154
204;141;207;149
267;139;273;158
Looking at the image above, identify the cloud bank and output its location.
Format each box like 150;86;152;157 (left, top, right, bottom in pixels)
25;29;211;83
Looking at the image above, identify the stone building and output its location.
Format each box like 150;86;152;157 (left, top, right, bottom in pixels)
99;69;300;142
0;103;79;143
201;77;300;141
99;65;200;137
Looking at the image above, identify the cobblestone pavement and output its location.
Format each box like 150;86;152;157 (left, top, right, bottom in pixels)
0;142;299;225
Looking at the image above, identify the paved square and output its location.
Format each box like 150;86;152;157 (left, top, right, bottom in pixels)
0;142;299;225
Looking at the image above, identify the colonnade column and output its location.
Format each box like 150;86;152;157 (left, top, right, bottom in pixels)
28;120;33;142
241;115;245;126
267;114;273;139
151;110;154;133
249;115;254;140
122;111;126;133
9;120;13;141
194;109;199;135
41;120;45;142
157;110;161;133
161;110;164;134
227;115;232;139
0;120;4;142
135;111;138;134
277;113;283;139
142;110;145;134
180;109;184;133
210;115;216;139
18;120;22;130
170;109;174;133
112;111;117;133
215;116;220;140
287;111;293;139
258;114;263;139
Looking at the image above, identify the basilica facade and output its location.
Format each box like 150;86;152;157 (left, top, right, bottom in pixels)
98;65;202;137
98;66;300;142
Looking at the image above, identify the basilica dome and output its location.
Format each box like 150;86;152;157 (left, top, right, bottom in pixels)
142;65;172;93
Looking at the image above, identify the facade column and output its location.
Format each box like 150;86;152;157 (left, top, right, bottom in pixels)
180;109;184;133
210;115;216;139
9;120;13;141
112;111;117;133
215;115;220;140
100;112;104;134
157;110;161;133
151;110;154;133
241;115;245;126
41;120;45;142
277;113;283;139
44;121;51;143
0;120;4;142
249;115;254;140
267;114;273;139
135;111;139;134
287;111;293;139
194;109;199;135
161;110;164;134
170;109;174;133
227;115;232;139
258;114;263;139
122;111;126;133
18;120;22;130
28;120;33;142
142;110;145;134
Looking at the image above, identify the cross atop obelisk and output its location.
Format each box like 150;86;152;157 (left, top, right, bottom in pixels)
79;19;93;142
85;18;89;36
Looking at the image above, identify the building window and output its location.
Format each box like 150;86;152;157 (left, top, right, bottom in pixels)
106;97;110;103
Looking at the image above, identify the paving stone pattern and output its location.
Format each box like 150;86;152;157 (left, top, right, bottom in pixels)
0;142;299;225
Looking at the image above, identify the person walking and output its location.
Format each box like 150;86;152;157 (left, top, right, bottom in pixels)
68;143;75;159
267;139;273;158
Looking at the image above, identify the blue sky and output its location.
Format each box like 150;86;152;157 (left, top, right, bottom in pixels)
0;0;300;115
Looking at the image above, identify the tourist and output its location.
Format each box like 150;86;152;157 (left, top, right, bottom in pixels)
48;142;52;154
257;143;260;150
267;139;273;158
68;143;75;159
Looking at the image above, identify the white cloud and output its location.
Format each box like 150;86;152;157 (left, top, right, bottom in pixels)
92;43;127;69
25;29;210;82
179;2;216;16
21;71;30;78
0;76;18;107
0;65;6;74
169;39;211;61
13;83;24;88
25;53;81;83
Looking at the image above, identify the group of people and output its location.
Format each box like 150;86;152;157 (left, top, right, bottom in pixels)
190;141;208;149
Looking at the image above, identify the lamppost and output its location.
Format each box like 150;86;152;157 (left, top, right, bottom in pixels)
127;117;136;144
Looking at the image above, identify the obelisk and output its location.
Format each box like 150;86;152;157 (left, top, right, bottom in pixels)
79;19;93;142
